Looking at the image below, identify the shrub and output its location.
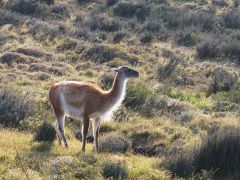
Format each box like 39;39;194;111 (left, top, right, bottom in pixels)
140;33;153;43
98;132;130;153
196;38;220;59
221;38;240;62
113;2;150;21
0;89;36;127
166;150;195;178
124;82;152;110
34;122;56;142
194;127;240;178
99;72;115;90
176;30;199;47
131;130;166;156
56;39;77;52
0;9;24;26
6;0;39;15
81;45;139;65
156;54;180;80
207;67;237;94
0;52;37;66
99;18;120;32
41;0;55;5
102;160;128;179
166;127;240;179
223;10;240;29
113;31;127;43
28;63;64;76
76;0;89;4
51;4;70;18
106;0;118;6
142;21;161;33
212;0;228;7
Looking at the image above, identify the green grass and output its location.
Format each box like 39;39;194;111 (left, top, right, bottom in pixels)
0;128;170;179
0;0;240;179
168;90;209;109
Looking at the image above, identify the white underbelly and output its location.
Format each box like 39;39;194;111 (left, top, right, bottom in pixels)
60;93;84;120
64;105;84;120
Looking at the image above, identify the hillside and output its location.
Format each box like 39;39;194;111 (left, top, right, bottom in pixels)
0;0;240;179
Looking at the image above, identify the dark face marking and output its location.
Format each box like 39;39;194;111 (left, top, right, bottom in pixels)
118;66;139;78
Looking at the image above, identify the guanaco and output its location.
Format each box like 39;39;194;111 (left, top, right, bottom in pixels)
48;66;139;152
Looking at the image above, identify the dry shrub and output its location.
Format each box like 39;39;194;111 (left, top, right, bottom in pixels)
102;160;128;179
81;45;140;65
166;127;240;179
131;130;166;156
208;67;237;94
14;48;51;58
197;38;220;59
34;122;56;142
41;0;55;5
113;2;150;21
98;132;130;153
0;52;38;66
28;63;64;76
56;39;77;52
223;10;240;29
99;72;115;90
0;89;36;127
5;0;39;15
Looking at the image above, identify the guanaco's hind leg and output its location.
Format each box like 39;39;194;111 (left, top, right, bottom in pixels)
59;115;68;148
55;120;62;145
92;118;100;152
56;114;68;148
82;115;90;153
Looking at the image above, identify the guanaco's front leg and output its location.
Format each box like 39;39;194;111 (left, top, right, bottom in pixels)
82;115;90;153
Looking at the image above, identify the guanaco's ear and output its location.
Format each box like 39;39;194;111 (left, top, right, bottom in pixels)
111;67;119;72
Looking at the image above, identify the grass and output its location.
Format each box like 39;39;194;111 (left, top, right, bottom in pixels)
168;90;209;109
0;0;239;179
0;128;170;179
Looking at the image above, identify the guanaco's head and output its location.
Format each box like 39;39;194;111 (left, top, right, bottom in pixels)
111;66;139;78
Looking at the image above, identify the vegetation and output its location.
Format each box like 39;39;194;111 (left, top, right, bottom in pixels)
0;0;239;179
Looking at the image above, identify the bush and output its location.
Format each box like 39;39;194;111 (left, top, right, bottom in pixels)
221;38;240;62
166;150;195;178
194;128;240;179
41;0;55;5
0;89;36;127
81;45;139;65
131;130;166;156
156;54;180;81
34;122;56;142
51;4;70;18
176;30;199;47
166;127;240;179
56;39;77;52
99;72;115;90
102;160;128;179
106;0;118;6
113;2;150;21
140;33;153;43
223;10;240;29
98;132;130;153
76;0;89;4
0;9;24;26
124;82;152;110
208;67;237;94
99;18;120;32
196;38;220;59
113;31;127;43
142;21;161;33
6;0;39;15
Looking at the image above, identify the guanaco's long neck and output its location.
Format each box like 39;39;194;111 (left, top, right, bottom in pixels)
106;73;127;105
